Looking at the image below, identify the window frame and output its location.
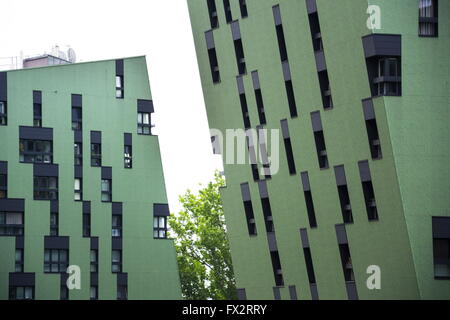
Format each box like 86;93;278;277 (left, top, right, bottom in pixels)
111;249;122;273
153;216;168;239
33;176;58;201
44;249;69;273
90;143;102;167
19;139;53;164
0;211;24;236
124;145;132;169
137;112;152;135
101;179;112;202
0;101;7;125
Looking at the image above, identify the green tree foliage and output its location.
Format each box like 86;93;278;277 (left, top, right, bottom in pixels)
169;172;237;300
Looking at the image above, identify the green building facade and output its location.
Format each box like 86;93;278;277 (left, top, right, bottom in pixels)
0;56;181;300
188;0;450;299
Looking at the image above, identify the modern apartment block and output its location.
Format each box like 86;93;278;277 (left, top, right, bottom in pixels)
0;56;181;300
188;0;449;299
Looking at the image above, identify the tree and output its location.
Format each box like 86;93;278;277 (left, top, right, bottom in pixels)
168;172;237;300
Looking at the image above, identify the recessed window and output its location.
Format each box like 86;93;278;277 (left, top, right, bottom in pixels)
311;112;329;170
0;173;7;199
0;101;7;125
339;244;355;282
101;179;112;202
206;31;221;84
50;212;58;236
74;178;82;201
112;215;122;238
44;249;68;273
34;176;58;200
60;285;69;300
90;250;98;273
432;217;450;279
124;145;132;168
111;250;122;273
72;107;82;130
419;0;438;37
154;216;167;239
232;22;246;75
117;285;128;300
83;212;90;237
239;0;248;18
9;286;34;300
15;249;24;272
137;112;151;135
74;143;82;165
301;172;317;228
270;251;284;286
90;286;98;300
206;0;219;29
90;143;101;167
376;58;401;96
243;201;257;236
116;76;124;99
19;139;53;164
223;0;232;23
358;161;378;221
33;103;42;127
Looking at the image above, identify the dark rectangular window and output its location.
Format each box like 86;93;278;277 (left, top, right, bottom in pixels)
0;212;23;236
74;143;82;165
83;212;90;237
237;76;251;129
116;60;124;99
433;238;450;279
206;31;221;84
44;249;68;273
334;166;353;224
362;99;382;160
91;143;101;167
419;0;438;37
252;72;266;125
338;244;355;282
241;183;257;235
33;91;42;127
9;286;34;300
301;172;317;228
19;139;53;164
270;251;284;286
112;215;122;238
239;0;248;18
60;285;68;300
234;40;246;76
34;176;58;200
358;161;378;221
273;5;288;62
74;178;82;201
285;79;298;118
376;58;401;96
154;216;167;239
90;250;98;273
72;107;82;130
223;0;232;23
281;120;296;175
117;285;128;300
50;212;58;236
311;112;329;169
90;286;98;300
137;112;152;135
33;103;42;127
318;70;333;110
15;249;24;272
304;247;316;284
101;179;112;202
0;172;7;199
0;101;6;125
124;145;132;168
243;201;257;236
112;250;122;273
116;76;124;99
207;0;219;29
307;12;323;52
432;217;450;279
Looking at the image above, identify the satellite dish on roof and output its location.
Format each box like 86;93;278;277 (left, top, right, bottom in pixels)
67;48;76;63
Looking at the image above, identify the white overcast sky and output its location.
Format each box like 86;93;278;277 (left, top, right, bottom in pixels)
0;0;223;213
